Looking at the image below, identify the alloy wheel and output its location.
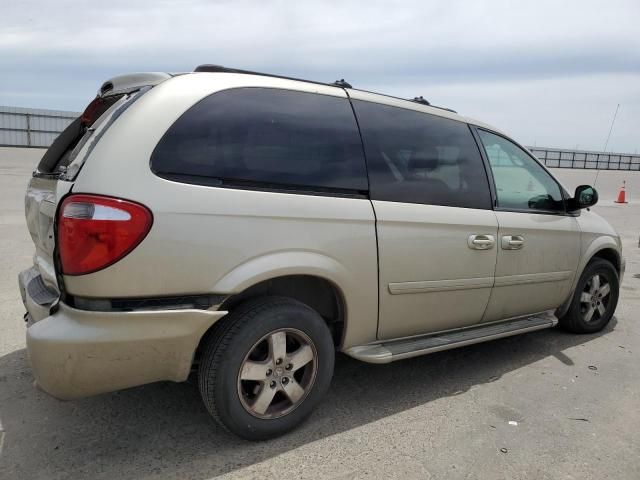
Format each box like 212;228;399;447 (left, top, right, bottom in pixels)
579;273;611;323
237;328;318;419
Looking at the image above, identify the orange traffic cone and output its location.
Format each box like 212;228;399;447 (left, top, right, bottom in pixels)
614;181;628;204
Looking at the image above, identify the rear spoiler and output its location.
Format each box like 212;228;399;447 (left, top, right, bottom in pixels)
98;72;173;97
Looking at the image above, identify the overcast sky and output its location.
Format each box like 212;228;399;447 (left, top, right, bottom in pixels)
1;0;639;152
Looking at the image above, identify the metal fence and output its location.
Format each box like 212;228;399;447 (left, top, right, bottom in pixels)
2;105;639;171
0;106;79;148
529;147;640;171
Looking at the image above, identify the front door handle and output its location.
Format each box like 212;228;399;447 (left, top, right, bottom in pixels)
502;235;525;250
468;234;495;250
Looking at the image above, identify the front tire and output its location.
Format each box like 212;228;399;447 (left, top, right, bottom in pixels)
198;296;335;440
559;258;619;333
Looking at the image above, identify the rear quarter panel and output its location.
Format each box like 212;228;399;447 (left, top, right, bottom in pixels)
67;73;379;349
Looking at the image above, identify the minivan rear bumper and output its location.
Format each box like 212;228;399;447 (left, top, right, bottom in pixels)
20;270;226;400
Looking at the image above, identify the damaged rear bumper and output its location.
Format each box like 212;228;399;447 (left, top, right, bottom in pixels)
20;268;227;399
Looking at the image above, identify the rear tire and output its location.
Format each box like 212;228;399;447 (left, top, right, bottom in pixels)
198;296;335;440
558;259;619;333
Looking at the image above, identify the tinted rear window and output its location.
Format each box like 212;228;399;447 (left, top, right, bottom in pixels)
151;88;368;193
352;100;492;209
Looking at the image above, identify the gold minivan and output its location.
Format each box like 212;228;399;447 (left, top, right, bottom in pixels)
19;65;623;439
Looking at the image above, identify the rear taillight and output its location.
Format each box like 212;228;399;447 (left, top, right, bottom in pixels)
57;194;153;275
80;97;105;126
79;94;123;127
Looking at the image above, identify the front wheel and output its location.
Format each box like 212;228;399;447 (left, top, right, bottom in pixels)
198;296;335;440
559;258;619;333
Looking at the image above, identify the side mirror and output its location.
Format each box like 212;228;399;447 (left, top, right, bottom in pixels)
569;185;598;211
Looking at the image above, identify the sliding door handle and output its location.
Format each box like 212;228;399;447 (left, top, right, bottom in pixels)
468;234;495;250
502;235;525;250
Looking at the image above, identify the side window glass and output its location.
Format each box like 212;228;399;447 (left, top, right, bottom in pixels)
352;100;492;209
151;88;368;193
478;130;564;212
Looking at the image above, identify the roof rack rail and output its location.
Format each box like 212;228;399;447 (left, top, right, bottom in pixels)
411;96;431;106
432;105;458;113
194;64;352;89
332;79;352;88
193;65;458;113
410;95;457;113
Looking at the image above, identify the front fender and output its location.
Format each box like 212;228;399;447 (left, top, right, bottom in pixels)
579;235;621;281
557;234;621;317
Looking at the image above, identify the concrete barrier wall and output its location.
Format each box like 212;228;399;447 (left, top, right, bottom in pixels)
0;147;636;204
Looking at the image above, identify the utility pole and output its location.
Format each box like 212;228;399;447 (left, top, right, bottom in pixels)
595;104;621;188
602;104;620;152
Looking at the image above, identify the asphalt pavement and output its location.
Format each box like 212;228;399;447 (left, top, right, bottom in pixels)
0;147;638;480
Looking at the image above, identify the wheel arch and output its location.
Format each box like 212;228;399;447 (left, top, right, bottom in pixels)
557;238;622;318
193;274;347;368
193;250;355;362
219;274;347;346
590;247;621;273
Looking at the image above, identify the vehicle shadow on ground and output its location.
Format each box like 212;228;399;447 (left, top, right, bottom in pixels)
0;319;616;479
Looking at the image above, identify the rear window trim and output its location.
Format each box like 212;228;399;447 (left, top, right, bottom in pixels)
156;171;369;199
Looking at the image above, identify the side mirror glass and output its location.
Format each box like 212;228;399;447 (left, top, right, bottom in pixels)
571;185;598;210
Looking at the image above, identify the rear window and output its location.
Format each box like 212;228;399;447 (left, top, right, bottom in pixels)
151;88;368;194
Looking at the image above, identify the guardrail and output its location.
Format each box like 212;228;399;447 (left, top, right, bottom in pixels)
1;106;639;171
0;107;78;148
529;147;640;171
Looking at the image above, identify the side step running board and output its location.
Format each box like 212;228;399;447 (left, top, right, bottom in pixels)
345;313;557;364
